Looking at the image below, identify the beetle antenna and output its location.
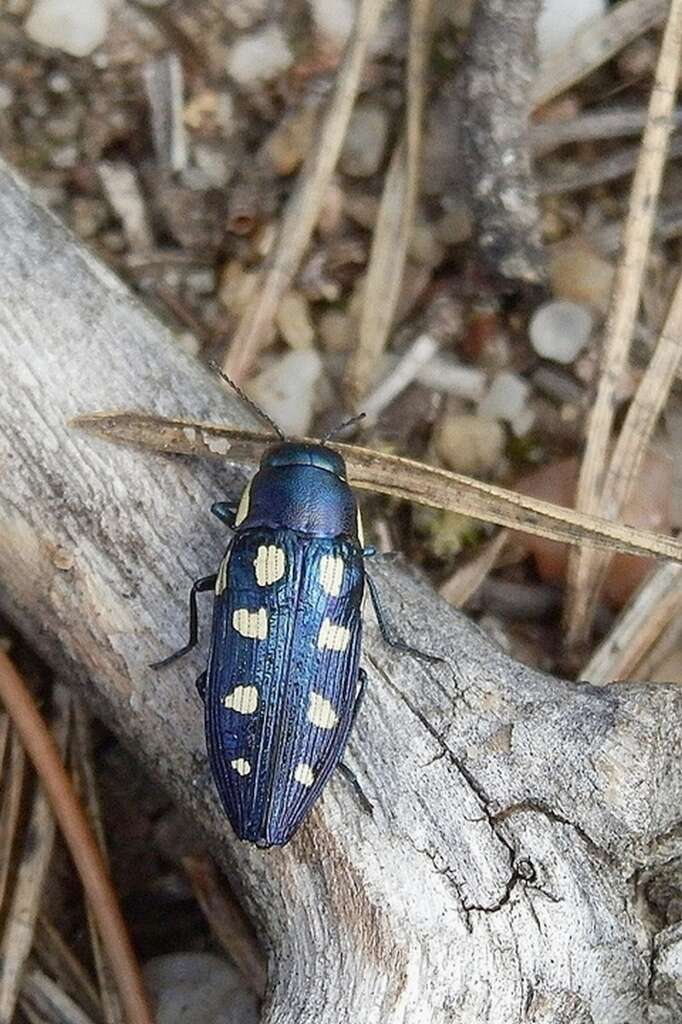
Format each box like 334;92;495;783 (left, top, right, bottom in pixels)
321;412;366;444
209;362;286;441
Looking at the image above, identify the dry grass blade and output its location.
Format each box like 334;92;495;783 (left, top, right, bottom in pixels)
71;702;125;1024
539;135;682;195
343;0;431;402
183;853;267;997
0;653;154;1024
34;917;103;1023
0;685;70;1023
582;562;682;684
0;723;25;913
20;964;97;1024
71;411;682;564
532;0;668;107
439;530;510;608
564;0;682;649
570;269;682;638
531;107;682;155
222;0;387;381
0;711;9;771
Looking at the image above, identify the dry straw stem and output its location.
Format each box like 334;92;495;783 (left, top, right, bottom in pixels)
34;916;104;1023
20;964;97;1024
582;562;682;684
532;0;669;107
439;529;510;608
0;684;70;1023
0;723;25;913
570;267;682;640
531;106;682;155
564;0;682;649
71;702;126;1024
539;135;682;195
72;411;682;564
343;0;431;403
183;853;267;998
0;652;154;1024
222;0;387;382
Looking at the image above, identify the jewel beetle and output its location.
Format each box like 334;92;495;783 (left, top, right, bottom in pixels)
152;375;436;848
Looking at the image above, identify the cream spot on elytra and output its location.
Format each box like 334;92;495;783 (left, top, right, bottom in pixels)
319;554;344;596
223;685;259;714
232;608;268;639
317;618;350;652
254;544;286;586
308;692;338;730
231;758;251;776
294;763;314;787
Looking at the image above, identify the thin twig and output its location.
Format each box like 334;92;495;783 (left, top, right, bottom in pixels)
71;702;125;1024
564;0;682;649
343;0;431;402
439;530;510;608
183;854;267;998
531;107;682;155
533;0;668;107
0;652;154;1024
34;916;103;1023
0;685;70;1022
0;723;25;913
361;334;440;423
20;964;97;1024
539;134;682;195
222;0;387;381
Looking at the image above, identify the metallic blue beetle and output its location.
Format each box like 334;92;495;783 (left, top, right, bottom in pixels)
154;425;433;847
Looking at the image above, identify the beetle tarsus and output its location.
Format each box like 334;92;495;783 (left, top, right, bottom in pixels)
211;501;237;528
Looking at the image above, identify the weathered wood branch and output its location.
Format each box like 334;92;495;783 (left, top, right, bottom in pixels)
1;160;681;1022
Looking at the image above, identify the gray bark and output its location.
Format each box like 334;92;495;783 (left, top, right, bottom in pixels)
0;159;681;1023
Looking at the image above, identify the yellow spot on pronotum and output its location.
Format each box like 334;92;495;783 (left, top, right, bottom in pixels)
318;618;350;652
231;758;251;776
232;608;268;639
215;555;229;595
254;545;286;586
308;692;338;730
223;685;259;714
234;480;252;527
319;554;344;597
294;763;314;787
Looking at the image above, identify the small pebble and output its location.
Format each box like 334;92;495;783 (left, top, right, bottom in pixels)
340;101;389;178
318;310;353;352
0;83;14;110
143;953;258;1024
218;260;259;316
549;236;614;314
70;197;109;238
478;371;530;424
25;0;109;57
247;350;322;436
49;143;79;169
185;269;216;296
433;414;505;478
536;0;606;58
227;24;293;87
263;106;318;176
309;0;355;49
529;299;593;365
276;291;315;349
192;144;235;188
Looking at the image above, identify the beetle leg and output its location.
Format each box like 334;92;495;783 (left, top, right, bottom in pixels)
337;761;374;817
211;501;237;528
195;671;207;700
365;573;443;664
150;574;217;670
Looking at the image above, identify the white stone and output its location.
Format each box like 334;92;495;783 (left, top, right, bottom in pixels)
478;372;530;424
309;0;355;48
247;349;322;436
340;102;389;178
529;299;593;365
25;0;109;57
227;24;293;87
143;952;258;1024
537;0;606;58
0;83;14;110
